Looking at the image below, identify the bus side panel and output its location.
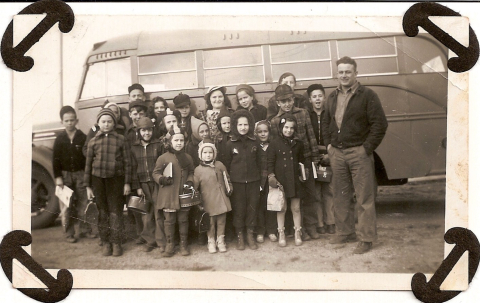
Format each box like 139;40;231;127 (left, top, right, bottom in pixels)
376;132;432;179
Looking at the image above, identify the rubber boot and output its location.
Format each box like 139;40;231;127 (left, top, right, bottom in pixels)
102;242;112;256
246;228;258;250
278;227;286;247
236;229;245;250
179;233;190;256
112;243;123;256
179;218;190;256
162;224;175;258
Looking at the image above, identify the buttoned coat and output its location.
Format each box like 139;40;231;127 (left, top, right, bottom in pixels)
152;151;194;211
267;136;306;198
194;161;232;216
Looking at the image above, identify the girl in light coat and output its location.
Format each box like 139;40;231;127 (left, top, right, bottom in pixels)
194;139;233;253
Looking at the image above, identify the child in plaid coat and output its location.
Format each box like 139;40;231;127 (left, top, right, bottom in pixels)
84;108;132;257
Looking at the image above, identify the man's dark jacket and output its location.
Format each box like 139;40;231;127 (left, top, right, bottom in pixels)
321;83;388;156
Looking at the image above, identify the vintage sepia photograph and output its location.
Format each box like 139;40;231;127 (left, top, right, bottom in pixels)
6;5;472;293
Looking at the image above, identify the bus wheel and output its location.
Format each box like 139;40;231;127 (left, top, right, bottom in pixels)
31;163;59;229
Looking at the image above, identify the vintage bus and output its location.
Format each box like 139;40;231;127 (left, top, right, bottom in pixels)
32;30;447;228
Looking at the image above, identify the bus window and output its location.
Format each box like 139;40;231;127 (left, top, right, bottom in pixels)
337;37;399;76
396;36;447;74
80;58;131;100
138;52;197;91
203;46;264;86
270;41;331;80
106;58;131;96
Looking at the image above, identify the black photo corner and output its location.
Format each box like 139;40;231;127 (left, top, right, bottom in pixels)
1;1;480;303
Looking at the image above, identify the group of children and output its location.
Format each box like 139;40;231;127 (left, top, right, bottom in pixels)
53;79;334;258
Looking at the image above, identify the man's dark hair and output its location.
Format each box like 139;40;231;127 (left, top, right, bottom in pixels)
59;105;76;120
307;84;325;97
336;56;357;71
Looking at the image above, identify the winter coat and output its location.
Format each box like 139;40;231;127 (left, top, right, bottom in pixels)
236;104;267;123
130;138;163;189
322;83;388;155
194;161;232;216
152;151;194;211
224;110;267;185
267;136;306;198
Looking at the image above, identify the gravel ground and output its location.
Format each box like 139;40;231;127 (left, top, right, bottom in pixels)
31;179;445;273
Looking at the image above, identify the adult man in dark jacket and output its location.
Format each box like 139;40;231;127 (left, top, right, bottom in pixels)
322;56;388;254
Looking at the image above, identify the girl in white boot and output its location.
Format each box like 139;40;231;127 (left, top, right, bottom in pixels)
267;114;308;247
194;139;233;253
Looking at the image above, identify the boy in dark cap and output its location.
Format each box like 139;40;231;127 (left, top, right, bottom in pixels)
53;106;94;242
128;83;145;103
84;108;132;257
173;93;204;143
125;100;148;145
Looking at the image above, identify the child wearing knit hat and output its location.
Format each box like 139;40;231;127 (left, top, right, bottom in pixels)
84;108;132;257
194;139;232;253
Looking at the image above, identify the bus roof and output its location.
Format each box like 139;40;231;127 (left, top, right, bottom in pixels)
88;30;408;59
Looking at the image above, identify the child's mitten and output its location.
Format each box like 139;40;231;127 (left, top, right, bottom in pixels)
160;176;173;186
268;175;279;188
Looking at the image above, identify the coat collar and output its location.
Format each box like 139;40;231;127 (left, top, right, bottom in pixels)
275;106;301;118
95;130;117;138
231;134;256;142
132;137;161;146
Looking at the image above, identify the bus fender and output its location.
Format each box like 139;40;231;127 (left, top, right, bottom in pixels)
375;131;432;180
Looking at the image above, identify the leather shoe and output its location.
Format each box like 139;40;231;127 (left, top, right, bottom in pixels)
326;224;336;234
353;241;372;254
143;244;157;252
306;226;321;239
329;233;357;244
66;236;77;243
135;237;146;245
316;226;326;234
301;230;311;241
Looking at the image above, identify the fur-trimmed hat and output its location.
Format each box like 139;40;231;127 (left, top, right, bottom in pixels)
128;83;144;94
96;108;117;125
198;138;217;161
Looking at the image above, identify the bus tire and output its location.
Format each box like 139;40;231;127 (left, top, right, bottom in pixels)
31;163;59;229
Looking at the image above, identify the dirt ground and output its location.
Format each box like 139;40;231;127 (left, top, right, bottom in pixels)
31;179;445;273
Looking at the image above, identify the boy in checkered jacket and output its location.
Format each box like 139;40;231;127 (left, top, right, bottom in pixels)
84;108;132;257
